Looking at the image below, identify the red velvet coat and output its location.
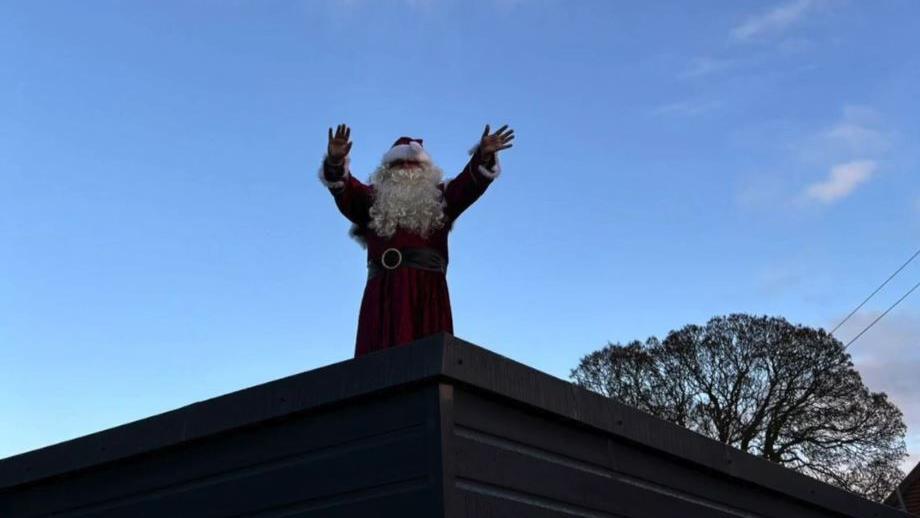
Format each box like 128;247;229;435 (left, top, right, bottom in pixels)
322;152;499;357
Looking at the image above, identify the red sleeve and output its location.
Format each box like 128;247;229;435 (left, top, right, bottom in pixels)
443;150;501;221
320;158;372;225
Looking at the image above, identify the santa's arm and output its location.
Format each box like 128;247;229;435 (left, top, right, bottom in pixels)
443;149;501;221
319;123;372;225
443;124;513;221
319;156;372;225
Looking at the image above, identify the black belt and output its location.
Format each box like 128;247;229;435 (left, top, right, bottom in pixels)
367;247;447;279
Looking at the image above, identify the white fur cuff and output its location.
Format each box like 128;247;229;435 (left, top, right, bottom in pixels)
478;160;501;179
468;143;501;180
319;156;350;189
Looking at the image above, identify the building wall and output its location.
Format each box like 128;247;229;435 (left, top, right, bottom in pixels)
444;384;873;518
1;335;908;517
0;387;443;517
904;479;920;516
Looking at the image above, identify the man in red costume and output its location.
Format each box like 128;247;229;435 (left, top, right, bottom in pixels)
319;123;514;357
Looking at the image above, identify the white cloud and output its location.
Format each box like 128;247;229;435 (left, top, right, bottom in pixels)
904;452;920;476
332;0;437;8
795;106;893;167
840;105;884;125
825;123;890;153
804;160;877;203
735;171;793;211
840;312;920;473
777;36;816;53
681;57;737;79
732;0;818;41
822;106;892;154
758;265;804;296
494;0;527;10
404;0;437;8
651;99;721;117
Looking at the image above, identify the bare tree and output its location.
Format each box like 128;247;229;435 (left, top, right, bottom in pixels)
570;314;906;502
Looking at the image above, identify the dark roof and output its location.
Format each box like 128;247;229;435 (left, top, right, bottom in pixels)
887;460;920;512
0;333;909;517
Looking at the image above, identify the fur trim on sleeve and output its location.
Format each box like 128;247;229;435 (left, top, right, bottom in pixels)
468;144;501;179
318;156;350;189
477;158;501;179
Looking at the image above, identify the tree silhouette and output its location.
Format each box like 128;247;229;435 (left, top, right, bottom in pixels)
570;314;906;502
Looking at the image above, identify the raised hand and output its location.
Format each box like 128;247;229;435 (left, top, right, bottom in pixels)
479;124;514;158
327;124;352;165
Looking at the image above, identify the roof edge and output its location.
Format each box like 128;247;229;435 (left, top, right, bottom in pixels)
438;335;907;518
0;333;450;489
886;460;920;509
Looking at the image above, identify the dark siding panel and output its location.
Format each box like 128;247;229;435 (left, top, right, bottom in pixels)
244;483;437;518
443;336;906;518
457;478;765;518
906;481;920;515
0;333;450;491
451;388;836;518
453;434;744;518
61;433;428;517
2;337;908;518
434;384;456;517
458;483;621;518
1;389;438;518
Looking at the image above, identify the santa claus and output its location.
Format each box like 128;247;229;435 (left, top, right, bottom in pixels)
319;123;514;357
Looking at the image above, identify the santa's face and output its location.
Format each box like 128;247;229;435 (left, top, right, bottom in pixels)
388;159;422;170
368;159;446;239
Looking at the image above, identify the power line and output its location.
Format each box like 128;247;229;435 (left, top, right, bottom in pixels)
830;246;920;335
844;278;920;350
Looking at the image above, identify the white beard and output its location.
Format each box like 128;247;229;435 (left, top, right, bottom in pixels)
368;163;446;239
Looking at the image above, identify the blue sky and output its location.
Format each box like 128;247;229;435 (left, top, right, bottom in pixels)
2;0;919;471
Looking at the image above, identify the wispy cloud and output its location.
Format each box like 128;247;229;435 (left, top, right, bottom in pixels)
906;453;920;477
825;123;890;153
795;107;891;165
332;0;438;9
404;0;438;8
804;160;877;204
735;171;794;211
333;0;518;10
757;265;804;296
732;0;818;41
840;312;920;473
651;99;721;117
821;106;892;155
494;0;527;10
681;57;737;79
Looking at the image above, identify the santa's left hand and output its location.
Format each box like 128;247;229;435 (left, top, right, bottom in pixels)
479;124;515;159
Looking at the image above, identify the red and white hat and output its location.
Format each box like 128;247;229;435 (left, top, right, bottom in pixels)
382;136;432;166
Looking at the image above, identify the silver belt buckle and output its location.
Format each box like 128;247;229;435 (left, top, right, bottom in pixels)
381;248;403;270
